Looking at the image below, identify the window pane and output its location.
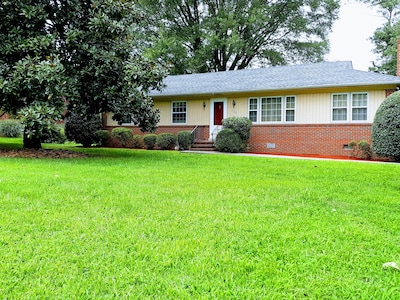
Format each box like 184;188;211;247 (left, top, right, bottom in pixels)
249;111;257;122
172;102;187;124
286;97;295;109
352;93;368;107
333;108;347;121
286;110;295;122
261;97;282;122
333;94;347;107
249;98;258;110
352;108;367;120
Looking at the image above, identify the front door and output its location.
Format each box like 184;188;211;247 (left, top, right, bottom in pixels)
214;102;224;125
209;98;227;141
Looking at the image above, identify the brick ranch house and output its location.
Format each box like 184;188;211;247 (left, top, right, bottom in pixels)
104;61;400;157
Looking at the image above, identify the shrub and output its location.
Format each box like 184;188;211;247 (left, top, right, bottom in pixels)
95;130;111;147
41;123;67;144
156;132;177;150
215;128;243;153
132;134;144;149
65;112;102;147
222;117;252;141
372;91;400;161
177;130;194;150
143;134;157;149
111;127;133;148
349;140;373;160
0;119;23;137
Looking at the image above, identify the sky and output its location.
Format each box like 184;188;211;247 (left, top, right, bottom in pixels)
326;0;385;71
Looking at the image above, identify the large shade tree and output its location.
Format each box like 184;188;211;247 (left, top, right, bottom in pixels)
0;0;166;148
363;0;400;75
140;0;340;74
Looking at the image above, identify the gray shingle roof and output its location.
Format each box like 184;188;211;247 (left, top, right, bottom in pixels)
150;61;400;97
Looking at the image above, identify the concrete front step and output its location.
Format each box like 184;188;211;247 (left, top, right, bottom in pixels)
190;140;216;151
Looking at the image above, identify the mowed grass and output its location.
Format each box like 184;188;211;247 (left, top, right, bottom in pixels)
0;138;399;298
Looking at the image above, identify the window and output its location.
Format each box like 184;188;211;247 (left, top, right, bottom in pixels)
332;94;348;121
120;115;133;124
248;98;258;122
172;101;187;124
352;93;368;121
285;96;296;122
249;96;296;123
261;97;282;122
332;93;368;121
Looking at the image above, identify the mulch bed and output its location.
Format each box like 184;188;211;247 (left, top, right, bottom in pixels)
0;148;88;159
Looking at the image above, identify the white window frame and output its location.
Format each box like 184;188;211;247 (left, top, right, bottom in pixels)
171;101;187;124
331;93;369;122
248;96;296;123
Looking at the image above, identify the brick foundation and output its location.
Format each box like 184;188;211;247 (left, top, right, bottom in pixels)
248;124;372;157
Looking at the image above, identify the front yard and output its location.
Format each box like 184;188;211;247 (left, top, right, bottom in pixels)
0;138;399;298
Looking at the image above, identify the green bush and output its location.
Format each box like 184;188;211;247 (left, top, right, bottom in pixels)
156;133;177;150
372;91;400;161
215;128;243;153
177;130;193;150
143;134;157;149
111;127;133;148
42;123;66;144
132;134;144;149
222;117;252;141
95;130;111;147
65;112;102;147
0;119;23;137
349;140;373;160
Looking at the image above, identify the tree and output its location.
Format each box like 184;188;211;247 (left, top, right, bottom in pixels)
140;0;340;74
0;1;67;148
362;0;400;75
372;91;400;161
0;0;166;148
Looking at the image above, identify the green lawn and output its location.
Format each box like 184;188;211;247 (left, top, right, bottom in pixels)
0;138;399;299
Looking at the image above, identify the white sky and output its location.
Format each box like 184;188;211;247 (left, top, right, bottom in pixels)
326;0;385;71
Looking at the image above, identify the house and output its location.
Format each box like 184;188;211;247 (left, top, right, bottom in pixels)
104;61;400;157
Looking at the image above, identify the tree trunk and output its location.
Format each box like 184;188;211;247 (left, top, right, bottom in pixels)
23;132;42;149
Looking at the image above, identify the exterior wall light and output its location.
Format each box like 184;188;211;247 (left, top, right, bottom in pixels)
232;99;236;107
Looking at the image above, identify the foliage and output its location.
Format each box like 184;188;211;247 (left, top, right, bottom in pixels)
143;133;157;149
140;0;340;73
18;103;64;148
363;0;400;74
65;112;102;147
215;128;243;153
111;127;133;148
222;117;252;141
349;140;373;160
177;130;194;150
1;142;400;298
41;123;67;144
0;119;23;137
132;134;144;149
156;132;177;150
0;0;166;149
372;91;400;161
94;130;111;147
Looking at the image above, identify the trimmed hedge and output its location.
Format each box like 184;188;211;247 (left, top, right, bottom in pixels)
65;113;102;147
0;119;23;137
111;127;133;148
143;134;157;149
222;117;252;141
372;91;400;161
215;128;243;153
177;130;193;150
156;132;177;150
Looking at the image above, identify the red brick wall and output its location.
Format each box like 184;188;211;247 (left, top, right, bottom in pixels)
248;124;372;157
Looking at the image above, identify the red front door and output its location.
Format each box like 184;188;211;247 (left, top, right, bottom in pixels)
214;102;224;125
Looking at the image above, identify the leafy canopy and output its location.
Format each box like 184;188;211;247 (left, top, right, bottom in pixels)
140;0;340;74
0;0;166;147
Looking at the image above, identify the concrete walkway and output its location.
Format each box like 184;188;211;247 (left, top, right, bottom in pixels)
182;150;398;164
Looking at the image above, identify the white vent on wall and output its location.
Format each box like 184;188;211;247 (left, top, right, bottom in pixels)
266;143;276;149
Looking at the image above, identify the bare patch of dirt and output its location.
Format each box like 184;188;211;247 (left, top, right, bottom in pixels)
0;148;88;159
